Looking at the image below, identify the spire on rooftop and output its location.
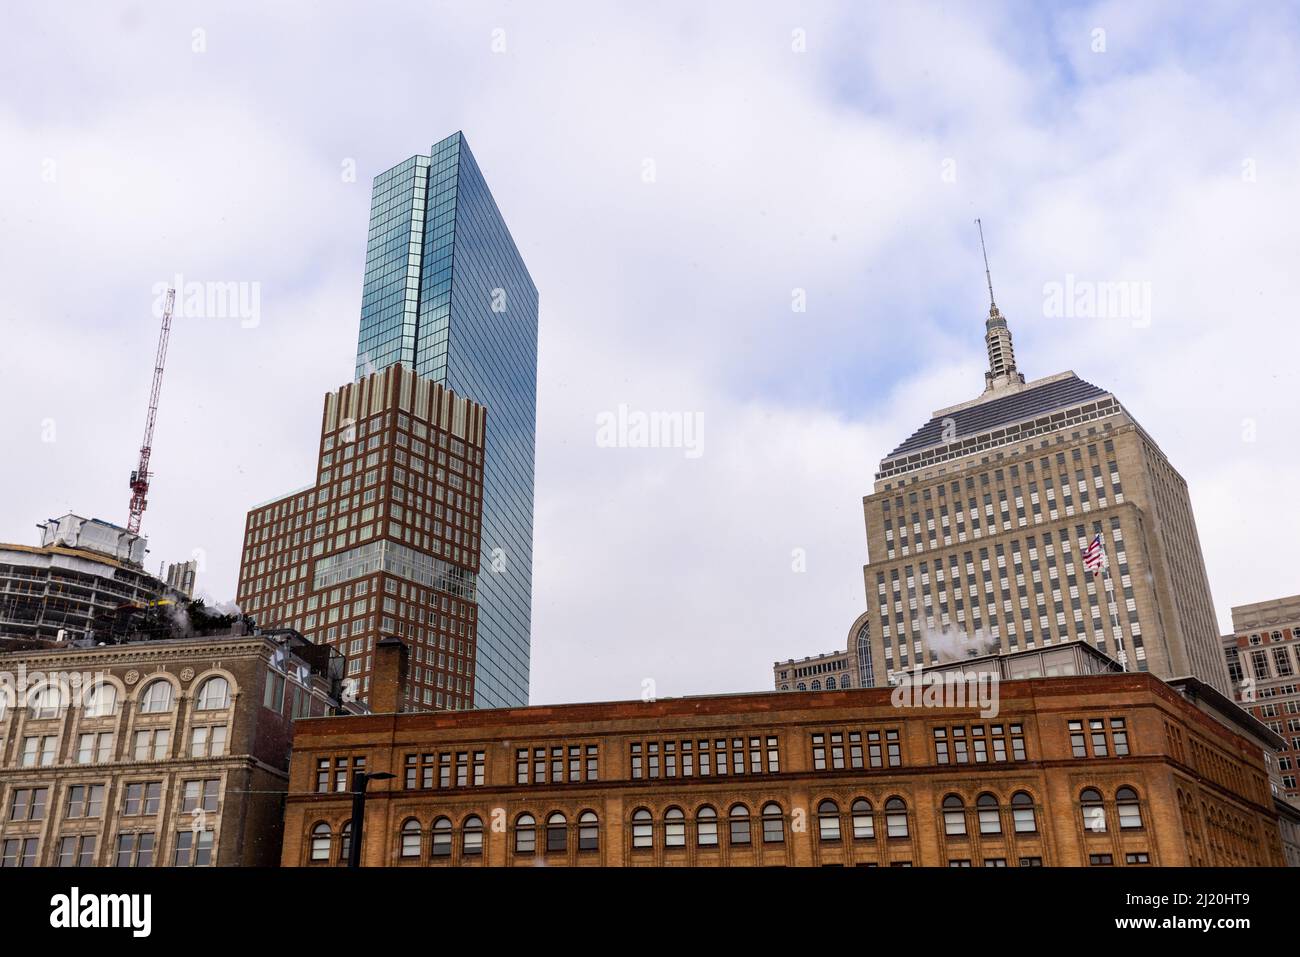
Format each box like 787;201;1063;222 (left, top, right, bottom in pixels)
975;219;1026;396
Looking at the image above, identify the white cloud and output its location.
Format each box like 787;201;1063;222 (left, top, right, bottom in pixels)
1;2;1297;703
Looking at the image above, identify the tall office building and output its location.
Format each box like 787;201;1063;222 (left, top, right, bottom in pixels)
859;280;1231;695
236;364;486;712
1221;594;1300;800
354;132;538;709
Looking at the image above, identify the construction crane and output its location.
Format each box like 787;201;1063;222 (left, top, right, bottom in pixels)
127;287;176;535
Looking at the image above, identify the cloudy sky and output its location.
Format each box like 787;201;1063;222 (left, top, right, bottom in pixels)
2;1;1297;705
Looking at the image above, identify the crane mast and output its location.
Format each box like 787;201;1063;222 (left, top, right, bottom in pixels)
127;288;175;534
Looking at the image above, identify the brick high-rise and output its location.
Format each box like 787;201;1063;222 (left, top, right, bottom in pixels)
236;364;486;711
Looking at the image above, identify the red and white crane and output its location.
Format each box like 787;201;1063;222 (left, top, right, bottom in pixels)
127;287;176;535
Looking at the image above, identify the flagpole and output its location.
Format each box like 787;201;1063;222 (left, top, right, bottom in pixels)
1101;551;1127;672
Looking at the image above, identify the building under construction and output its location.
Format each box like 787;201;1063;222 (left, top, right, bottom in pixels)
0;514;196;646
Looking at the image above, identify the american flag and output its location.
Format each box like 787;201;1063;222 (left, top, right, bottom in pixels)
1081;533;1106;576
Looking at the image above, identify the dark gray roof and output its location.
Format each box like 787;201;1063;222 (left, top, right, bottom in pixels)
887;374;1110;458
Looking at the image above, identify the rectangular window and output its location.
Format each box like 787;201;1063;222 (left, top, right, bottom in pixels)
1069;720;1087;757
1111;718;1129;756
58;835;97;867
886;730;901;767
66;785;105;819
1089;718;1109;756
1010;724;1026;761
1;838;39;867
9;788;49;822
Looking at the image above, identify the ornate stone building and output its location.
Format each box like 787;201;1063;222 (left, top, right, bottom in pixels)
1221;593;1300;801
0;626;351;867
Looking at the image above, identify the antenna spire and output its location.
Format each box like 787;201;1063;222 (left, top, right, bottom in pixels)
975;218;996;310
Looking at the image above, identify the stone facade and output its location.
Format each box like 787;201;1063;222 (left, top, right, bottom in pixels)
1221;593;1300;801
0;629;349;867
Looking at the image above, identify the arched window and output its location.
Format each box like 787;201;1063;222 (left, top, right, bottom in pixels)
139;680;173;714
83;682;118;717
310;823;331;862
431;817;452;857
729;804;752;845
29;684;64;719
817;800;841;842
546;812;567;852
697;806;719;847
632;808;653;848
463;815;484;856
338;822;352;866
796;682;807;691
811;680;821;691
196;677;230;710
1116;787;1143;830
977;793;1001;834
885;797;909;838
515;813;536;854
851;798;875;840
826;677;837;690
841;676;853;689
1080;788;1106;832
578;811;599;852
1011;792;1037;833
664;807;686;847
942;795;967;836
399;819;422;858
762;803;785;844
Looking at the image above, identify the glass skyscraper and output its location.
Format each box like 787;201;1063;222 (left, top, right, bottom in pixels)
355;131;538;708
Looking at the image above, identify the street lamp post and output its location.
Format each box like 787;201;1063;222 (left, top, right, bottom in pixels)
347;770;394;868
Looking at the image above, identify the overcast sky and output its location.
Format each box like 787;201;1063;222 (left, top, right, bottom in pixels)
2;1;1297;705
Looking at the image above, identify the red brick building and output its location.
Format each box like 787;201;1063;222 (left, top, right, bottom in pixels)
281;644;1289;867
236;364;485;712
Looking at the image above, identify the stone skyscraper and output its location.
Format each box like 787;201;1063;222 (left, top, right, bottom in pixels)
859;271;1230;695
353;132;538;709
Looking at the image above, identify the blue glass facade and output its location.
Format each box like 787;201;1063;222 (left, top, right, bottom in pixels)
355;132;538;708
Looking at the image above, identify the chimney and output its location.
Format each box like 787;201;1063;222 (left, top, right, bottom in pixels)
371;635;410;714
